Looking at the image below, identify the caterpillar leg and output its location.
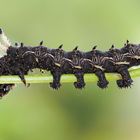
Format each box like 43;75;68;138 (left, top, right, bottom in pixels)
95;70;109;89
50;70;62;89
0;84;15;97
74;71;85;89
18;71;26;86
117;68;133;88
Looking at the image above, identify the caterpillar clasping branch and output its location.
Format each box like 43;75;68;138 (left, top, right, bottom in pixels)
0;28;140;97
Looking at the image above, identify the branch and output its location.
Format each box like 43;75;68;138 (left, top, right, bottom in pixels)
0;68;139;84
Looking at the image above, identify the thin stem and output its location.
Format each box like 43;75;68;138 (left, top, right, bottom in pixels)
0;68;139;84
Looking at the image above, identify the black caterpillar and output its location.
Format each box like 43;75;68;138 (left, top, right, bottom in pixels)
0;28;140;97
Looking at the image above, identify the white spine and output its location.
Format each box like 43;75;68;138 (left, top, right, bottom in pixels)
0;29;11;48
0;28;11;57
0;42;8;57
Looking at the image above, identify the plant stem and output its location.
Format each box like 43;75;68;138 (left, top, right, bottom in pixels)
0;68;139;84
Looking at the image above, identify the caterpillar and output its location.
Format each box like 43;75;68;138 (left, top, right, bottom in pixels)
0;28;140;97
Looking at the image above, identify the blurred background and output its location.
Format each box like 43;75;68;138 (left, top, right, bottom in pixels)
0;0;140;139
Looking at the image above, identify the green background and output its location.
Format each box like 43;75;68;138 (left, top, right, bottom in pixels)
1;0;140;140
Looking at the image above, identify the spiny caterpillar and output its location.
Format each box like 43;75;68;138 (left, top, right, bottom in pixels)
0;28;140;97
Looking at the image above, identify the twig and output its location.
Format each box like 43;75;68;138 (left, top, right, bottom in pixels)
0;68;139;84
